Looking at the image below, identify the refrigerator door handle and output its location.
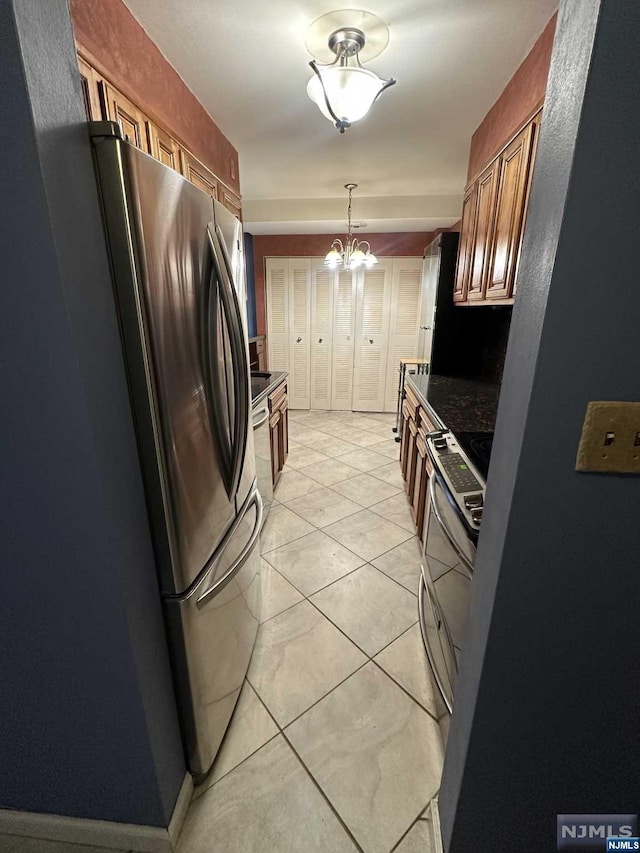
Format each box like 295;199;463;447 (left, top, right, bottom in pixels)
196;486;263;610
206;225;250;500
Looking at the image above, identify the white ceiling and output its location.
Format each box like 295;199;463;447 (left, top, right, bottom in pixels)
123;0;557;234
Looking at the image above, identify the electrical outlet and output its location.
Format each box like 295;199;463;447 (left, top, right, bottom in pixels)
576;401;640;474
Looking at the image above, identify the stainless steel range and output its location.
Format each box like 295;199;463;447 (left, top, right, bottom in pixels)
418;430;486;714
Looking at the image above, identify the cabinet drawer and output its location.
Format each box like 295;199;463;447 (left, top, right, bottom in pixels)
417;407;437;433
405;387;420;419
268;383;287;412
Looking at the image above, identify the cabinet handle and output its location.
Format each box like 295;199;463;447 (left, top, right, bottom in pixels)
420;325;432;331
318;337;323;343
296;336;302;343
369;338;374;344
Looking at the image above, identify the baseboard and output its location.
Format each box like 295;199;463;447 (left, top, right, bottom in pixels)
0;772;194;852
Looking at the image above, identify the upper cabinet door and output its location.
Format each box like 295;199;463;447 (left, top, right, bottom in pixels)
352;260;392;412
100;82;150;153
77;56;102;121
384;257;423;412
310;261;334;410
147;122;181;171
453;185;477;303
220;187;242;221
265;258;289;373
180;149;219;200
467;162;499;301
486;122;536;300
288;259;312;410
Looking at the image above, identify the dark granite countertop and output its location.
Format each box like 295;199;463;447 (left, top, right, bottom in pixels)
251;371;287;408
405;373;500;434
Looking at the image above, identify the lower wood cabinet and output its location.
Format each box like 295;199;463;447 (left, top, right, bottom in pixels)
268;382;288;487
400;385;436;542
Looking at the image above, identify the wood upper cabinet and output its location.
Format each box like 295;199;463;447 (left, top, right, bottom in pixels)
100;81;150;153
485;121;536;300
453;184;477;303
220;187;242;220
453;109;541;306
146;122;181;171
467;161;499;301
180;149;219;199
77;55;102;121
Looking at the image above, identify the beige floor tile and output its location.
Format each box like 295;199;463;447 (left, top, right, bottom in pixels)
311;436;361;458
285;487;361;528
260;504;315;553
370;460;405;490
311;565;417;656
393;820;435;853
371;441;402;460
288;426;330;446
374;624;446;719
263;530;364;596
286;663;443;853
370;493;416;532
288;409;316;421
332;472;401;508
324;509;413;562
272;469;322;503
178;736;357;853
284;445;331;470
260;559;304;622
298;457;361;487
372;536;423;593
195;681;278;792
339;429;389;448
339;448;390;473
248;600;366;726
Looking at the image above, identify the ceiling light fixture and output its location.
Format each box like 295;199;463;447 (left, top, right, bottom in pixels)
325;184;377;270
306;11;396;134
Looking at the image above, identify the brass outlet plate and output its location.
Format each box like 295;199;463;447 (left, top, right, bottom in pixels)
576;401;640;474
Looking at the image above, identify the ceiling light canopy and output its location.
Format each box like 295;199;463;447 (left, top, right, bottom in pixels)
306;12;396;133
325;184;377;270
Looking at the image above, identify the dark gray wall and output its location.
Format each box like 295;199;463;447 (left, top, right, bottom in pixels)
0;0;184;826
440;0;640;849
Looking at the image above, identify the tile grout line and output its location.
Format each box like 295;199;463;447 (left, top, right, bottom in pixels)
246;668;368;853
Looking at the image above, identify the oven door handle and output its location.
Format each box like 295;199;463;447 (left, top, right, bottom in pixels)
428;474;474;574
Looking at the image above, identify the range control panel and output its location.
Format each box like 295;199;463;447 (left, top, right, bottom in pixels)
427;431;486;531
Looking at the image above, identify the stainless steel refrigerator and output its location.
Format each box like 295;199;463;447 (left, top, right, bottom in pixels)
91;121;262;781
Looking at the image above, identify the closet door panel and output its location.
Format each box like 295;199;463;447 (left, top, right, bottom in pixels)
288;259;311;409
385;258;423;411
331;269;357;410
352;260;392;412
310;262;333;410
266;259;289;372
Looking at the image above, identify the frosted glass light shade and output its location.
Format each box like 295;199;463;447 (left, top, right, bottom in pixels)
307;66;386;124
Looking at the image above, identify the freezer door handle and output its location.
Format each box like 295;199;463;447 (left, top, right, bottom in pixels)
206;224;250;500
196;486;263;610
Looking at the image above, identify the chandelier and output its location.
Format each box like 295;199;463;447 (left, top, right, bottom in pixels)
325;184;377;271
306;11;396;134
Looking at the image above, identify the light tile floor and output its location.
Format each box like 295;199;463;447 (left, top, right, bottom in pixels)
180;409;443;853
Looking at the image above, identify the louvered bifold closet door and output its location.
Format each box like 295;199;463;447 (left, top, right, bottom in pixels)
384;257;424;411
331;269;357;410
288;258;311;409
310;261;334;410
352;260;393;412
266;258;289;372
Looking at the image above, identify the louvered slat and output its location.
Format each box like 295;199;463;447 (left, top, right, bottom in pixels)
266;259;289;372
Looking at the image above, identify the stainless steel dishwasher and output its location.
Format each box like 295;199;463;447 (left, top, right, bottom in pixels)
252;400;273;525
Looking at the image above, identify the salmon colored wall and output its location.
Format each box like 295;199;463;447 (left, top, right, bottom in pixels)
70;0;239;193
467;13;556;182
252;232;435;337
